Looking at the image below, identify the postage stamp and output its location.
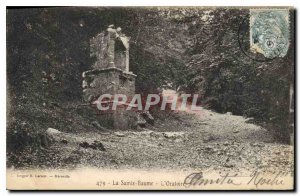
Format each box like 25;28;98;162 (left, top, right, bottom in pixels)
250;9;290;59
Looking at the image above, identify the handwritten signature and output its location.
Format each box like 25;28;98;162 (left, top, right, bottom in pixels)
184;171;289;188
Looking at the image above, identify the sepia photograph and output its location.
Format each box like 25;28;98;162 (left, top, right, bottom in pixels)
6;6;295;190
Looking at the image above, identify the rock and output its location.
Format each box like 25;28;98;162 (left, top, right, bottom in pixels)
90;141;106;151
233;130;239;133
90;81;96;88
49;101;61;108
140;128;154;136
141;111;154;125
137;114;147;127
91;121;111;133
251;142;264;147
204;146;213;151
245;117;255;123
203;135;216;143
91;121;101;128
42;78;48;83
82;80;88;88
88;95;95;103
50;73;56;80
114;132;125;137
224;141;230;146
46;128;61;135
60;139;68;144
257;143;265;147
226;112;232;115
150;132;163;138
79;141;90;148
163;132;185;139
79;141;106;151
44;128;62;144
39;133;51;148
224;163;235;168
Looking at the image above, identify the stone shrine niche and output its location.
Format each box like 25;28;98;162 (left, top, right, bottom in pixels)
89;25;130;72
114;38;127;71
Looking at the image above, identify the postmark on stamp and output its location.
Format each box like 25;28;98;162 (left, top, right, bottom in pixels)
250;9;290;59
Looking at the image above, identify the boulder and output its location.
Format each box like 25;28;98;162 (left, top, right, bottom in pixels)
114;132;125;137
163;132;185;139
46;128;61;135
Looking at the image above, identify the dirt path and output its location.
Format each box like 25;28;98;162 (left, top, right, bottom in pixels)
15;108;293;173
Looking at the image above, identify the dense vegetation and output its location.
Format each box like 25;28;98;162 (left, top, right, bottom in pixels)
7;7;294;154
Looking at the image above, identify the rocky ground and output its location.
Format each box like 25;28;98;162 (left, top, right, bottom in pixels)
7;107;294;174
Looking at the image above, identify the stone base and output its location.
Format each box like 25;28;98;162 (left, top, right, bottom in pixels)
82;68;137;130
95;108;138;130
82;68;136;103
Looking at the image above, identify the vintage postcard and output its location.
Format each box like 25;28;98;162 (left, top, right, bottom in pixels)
6;7;295;190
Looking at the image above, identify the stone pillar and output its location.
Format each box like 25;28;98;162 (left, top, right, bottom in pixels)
125;48;129;72
108;39;115;68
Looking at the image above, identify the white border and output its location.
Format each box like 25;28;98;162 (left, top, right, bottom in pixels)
2;0;299;6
